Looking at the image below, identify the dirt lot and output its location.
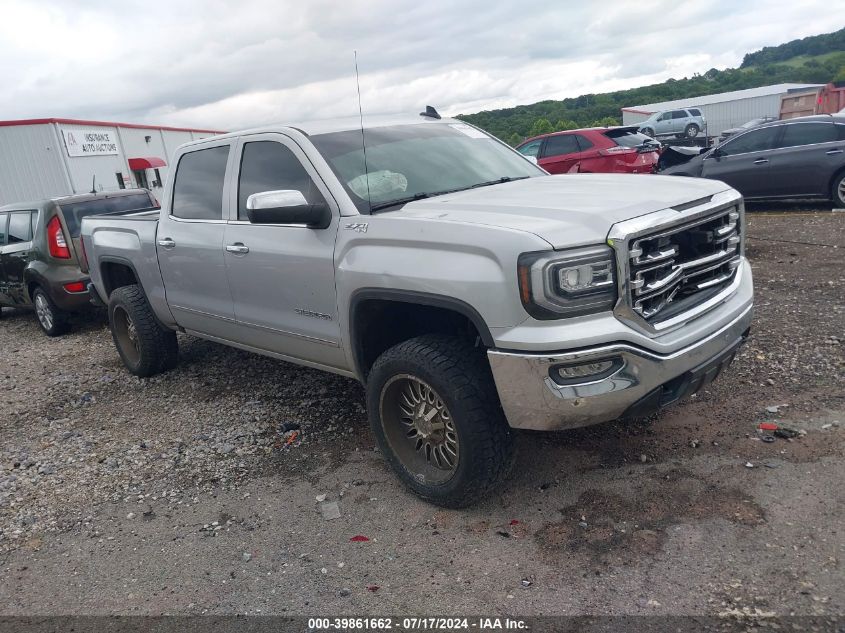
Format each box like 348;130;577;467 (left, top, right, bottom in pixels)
0;209;843;617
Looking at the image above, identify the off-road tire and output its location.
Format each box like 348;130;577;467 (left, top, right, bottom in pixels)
685;123;700;138
366;334;514;508
108;284;178;377
832;171;845;208
32;287;70;337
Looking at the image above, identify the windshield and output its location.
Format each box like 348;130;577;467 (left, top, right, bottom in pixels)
59;193;154;237
310;123;542;213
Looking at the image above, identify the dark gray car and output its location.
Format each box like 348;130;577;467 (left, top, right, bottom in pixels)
661;115;845;206
0;189;157;335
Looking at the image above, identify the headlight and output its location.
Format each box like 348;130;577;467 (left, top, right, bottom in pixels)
518;245;617;319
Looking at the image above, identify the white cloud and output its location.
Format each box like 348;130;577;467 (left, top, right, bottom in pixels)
1;0;842;130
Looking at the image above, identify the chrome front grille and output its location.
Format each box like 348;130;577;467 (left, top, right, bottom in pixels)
628;207;742;322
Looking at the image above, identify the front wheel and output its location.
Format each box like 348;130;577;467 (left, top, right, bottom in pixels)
366;334;514;507
32;287;70;337
642;127;655;138
108;284;178;377
832;171;845;208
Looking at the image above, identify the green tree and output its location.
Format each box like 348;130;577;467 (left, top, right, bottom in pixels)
833;64;845;83
553;119;579;131
528;118;554;137
506;132;523;147
590;116;620;128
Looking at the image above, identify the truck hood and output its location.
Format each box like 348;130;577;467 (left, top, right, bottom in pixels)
395;174;731;249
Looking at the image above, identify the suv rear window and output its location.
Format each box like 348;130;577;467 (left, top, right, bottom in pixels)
603;128;654;148
59;193;153;237
688;109;702;117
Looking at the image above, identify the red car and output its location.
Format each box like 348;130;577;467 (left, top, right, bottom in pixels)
516;126;661;174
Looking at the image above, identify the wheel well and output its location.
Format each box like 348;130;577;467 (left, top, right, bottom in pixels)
26;281;41;301
100;261;139;297
829;166;845;195
351;298;490;380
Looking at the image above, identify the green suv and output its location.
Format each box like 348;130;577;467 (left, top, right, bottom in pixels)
0;189;157;335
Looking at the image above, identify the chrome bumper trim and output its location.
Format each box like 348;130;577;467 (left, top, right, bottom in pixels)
488;303;753;431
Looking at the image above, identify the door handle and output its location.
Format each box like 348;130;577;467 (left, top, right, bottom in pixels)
225;243;249;254
157;238;176;249
826;149;844;155
753;159;769;165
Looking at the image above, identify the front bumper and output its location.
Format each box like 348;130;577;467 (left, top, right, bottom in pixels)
488;303;753;431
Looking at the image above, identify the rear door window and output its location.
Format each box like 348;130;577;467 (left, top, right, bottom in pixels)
171;145;230;220
672;110;688;119
542;134;580;157
8;211;34;243
775;122;836;148
58;193;154;237
719;126;780;156
573;134;594;151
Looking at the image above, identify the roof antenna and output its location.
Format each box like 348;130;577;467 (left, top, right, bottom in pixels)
354;50;372;214
90;175;97;194
420;105;441;119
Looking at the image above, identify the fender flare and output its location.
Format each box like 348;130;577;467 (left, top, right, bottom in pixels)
97;255;143;297
348;288;495;378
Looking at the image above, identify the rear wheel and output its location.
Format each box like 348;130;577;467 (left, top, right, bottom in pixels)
366;334;514;507
32;287;70;337
832;171;845;208
108;284;178;377
685;123;700;138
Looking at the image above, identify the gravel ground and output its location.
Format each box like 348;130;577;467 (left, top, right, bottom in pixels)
0;208;843;616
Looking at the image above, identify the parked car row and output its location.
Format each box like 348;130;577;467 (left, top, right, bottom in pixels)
516;113;845;207
0;190;158;334
661;114;845;206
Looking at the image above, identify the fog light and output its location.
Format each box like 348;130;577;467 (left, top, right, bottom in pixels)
550;358;622;385
63;282;86;293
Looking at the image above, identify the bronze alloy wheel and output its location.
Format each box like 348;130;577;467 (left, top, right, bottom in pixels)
379;374;459;485
112;305;140;365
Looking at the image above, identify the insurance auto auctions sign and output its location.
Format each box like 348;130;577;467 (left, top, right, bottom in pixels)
61;127;119;157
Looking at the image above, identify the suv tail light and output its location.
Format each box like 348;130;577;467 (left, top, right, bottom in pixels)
599;146;637;156
47;216;71;259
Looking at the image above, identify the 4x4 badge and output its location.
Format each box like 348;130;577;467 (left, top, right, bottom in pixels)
344;222;369;233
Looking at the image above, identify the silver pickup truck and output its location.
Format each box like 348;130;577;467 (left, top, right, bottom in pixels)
80;113;754;507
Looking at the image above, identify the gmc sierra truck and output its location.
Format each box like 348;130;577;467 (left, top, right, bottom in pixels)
80;112;754;507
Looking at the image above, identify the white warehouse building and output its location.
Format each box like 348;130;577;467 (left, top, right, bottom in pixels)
621;83;823;138
0;118;222;206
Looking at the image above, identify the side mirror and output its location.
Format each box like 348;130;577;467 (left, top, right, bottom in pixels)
710;146;725;158
246;190;331;228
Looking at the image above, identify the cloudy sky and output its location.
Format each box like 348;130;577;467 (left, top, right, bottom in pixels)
2;0;843;130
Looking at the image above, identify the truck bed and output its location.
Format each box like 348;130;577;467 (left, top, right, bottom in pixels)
80;211;165;309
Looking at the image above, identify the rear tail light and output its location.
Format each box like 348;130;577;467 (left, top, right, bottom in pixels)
63;282;86;293
47;216;71;259
600;146;637;156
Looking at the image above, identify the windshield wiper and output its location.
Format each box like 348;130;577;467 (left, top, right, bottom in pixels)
368;176;530;213
369;192;433;212
467;175;530;189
